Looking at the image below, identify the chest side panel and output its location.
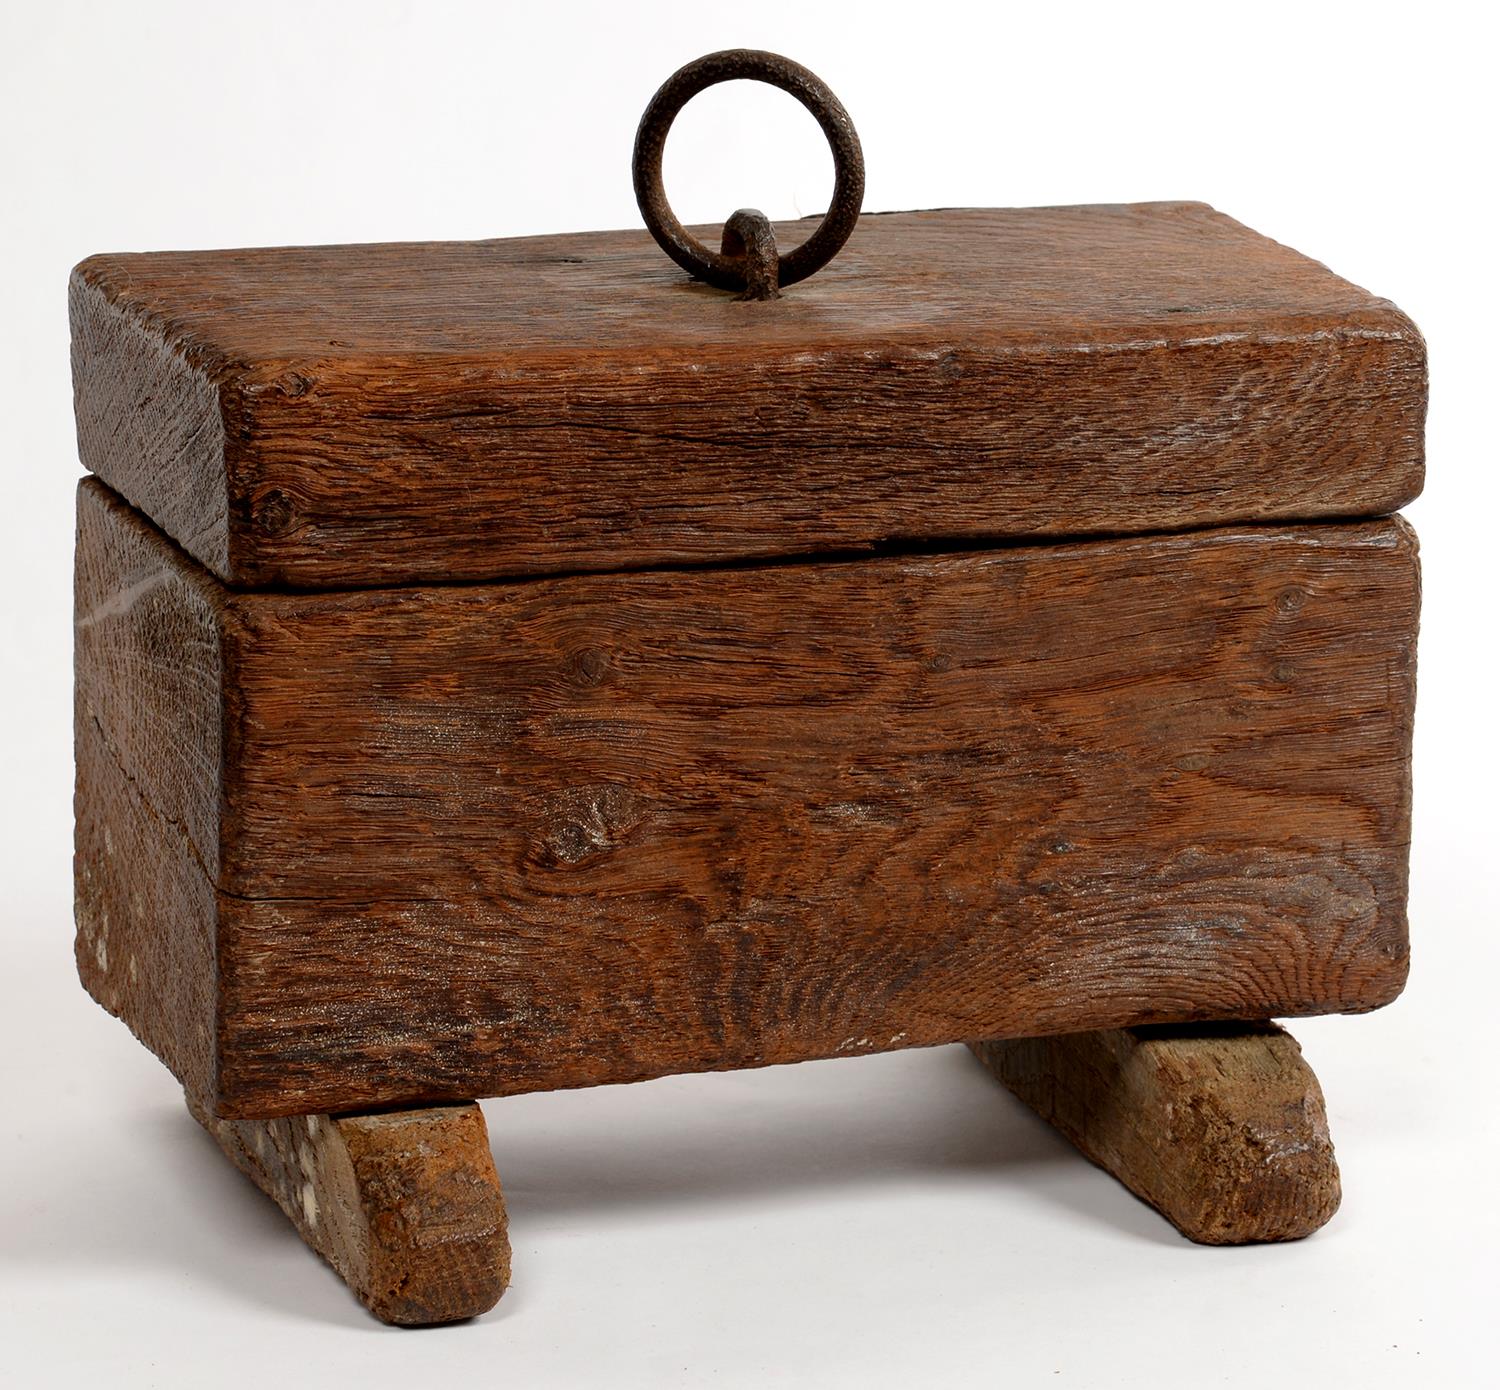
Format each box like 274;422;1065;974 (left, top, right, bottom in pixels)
202;517;1417;1117
74;480;228;1102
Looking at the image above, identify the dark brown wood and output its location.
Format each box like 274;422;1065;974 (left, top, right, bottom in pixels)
970;1023;1341;1243
75;479;1417;1120
74;479;226;1101
70;204;1425;590
187;1096;509;1324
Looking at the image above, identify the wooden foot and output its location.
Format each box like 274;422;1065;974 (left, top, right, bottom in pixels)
970;1022;1340;1244
188;1095;510;1324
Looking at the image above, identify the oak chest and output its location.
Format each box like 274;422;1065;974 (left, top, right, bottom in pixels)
70;53;1424;1325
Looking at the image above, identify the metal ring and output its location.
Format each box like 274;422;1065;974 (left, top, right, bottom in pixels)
632;49;865;292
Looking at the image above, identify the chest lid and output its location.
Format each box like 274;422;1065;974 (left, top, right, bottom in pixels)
70;201;1424;590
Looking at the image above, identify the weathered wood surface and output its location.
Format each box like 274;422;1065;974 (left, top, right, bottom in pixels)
70;204;1426;589
188;1096;509;1323
75;480;1417;1119
971;1023;1341;1243
75;478;226;1101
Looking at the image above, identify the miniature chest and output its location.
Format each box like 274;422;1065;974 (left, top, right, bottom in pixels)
71;52;1424;1326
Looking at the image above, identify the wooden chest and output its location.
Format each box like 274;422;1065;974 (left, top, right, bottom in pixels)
72;200;1423;1319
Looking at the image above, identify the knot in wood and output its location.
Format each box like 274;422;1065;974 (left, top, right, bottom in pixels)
540;784;645;866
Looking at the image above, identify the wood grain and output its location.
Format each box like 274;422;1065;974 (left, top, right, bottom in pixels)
70;204;1425;589
187;1096;509;1323
75;480;1417;1119
971;1023;1341;1243
74;479;226;1100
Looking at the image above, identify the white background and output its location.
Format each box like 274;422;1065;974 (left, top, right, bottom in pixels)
2;2;1495;1386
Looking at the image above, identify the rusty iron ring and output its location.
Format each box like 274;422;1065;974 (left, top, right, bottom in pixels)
632;49;865;293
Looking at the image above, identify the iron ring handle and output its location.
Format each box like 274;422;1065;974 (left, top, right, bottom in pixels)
632;49;865;295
